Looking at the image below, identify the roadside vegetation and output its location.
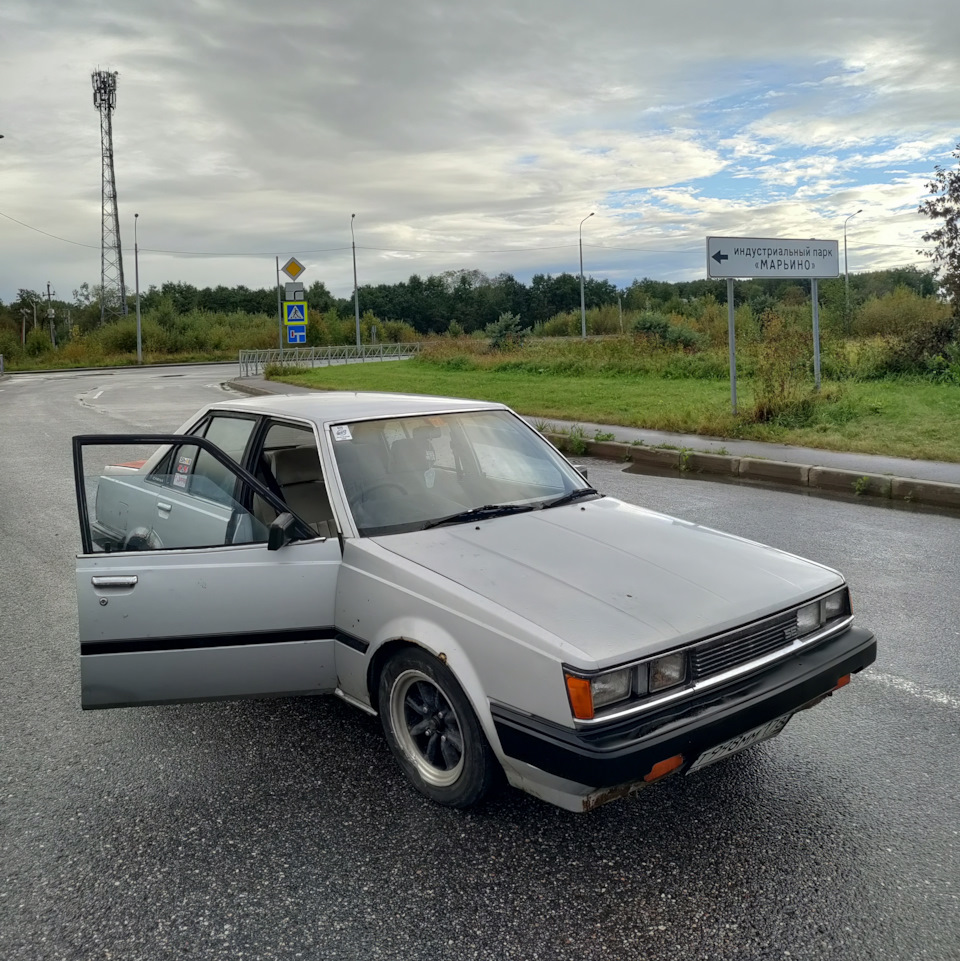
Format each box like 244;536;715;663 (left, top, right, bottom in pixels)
267;296;960;462
2;270;957;462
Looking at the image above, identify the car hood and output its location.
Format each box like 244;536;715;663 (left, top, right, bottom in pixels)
373;497;842;667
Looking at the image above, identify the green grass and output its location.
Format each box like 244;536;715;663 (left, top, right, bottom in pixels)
267;360;960;463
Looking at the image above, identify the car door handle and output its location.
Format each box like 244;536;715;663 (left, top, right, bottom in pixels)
91;575;139;589
157;501;173;512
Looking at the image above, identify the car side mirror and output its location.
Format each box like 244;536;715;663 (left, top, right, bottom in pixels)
267;512;297;551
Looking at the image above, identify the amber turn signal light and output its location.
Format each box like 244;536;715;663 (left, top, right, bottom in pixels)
565;675;594;720
833;674;851;690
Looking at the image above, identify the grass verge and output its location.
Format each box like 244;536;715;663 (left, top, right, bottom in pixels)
266;360;960;463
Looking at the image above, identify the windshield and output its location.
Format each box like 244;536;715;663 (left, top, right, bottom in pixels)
330;409;594;536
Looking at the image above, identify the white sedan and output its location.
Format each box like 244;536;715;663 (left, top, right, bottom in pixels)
72;392;876;812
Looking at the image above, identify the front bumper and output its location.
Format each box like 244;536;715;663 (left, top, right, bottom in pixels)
492;625;876;792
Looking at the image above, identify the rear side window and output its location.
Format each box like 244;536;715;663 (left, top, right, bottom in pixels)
189;415;257;502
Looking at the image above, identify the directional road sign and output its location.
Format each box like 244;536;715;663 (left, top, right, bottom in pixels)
286;324;307;344
283;302;308;325
706;237;839;279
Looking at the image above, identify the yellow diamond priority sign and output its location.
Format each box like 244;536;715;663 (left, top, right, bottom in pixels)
281;257;305;281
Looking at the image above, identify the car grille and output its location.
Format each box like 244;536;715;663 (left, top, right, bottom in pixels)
690;611;799;680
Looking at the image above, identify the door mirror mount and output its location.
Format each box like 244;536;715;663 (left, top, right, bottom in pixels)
268;512;297;551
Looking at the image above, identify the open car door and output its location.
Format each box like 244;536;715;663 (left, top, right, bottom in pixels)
73;434;342;709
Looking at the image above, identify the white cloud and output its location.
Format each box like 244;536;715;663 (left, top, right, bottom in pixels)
0;0;956;300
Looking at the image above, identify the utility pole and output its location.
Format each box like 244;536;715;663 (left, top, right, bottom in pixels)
46;282;56;346
134;214;142;363
579;212;594;339
351;214;361;348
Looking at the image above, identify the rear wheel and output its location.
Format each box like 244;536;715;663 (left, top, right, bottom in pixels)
379;648;499;807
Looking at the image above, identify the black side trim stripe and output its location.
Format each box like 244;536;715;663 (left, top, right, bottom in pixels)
81;626;338;657
334;631;370;654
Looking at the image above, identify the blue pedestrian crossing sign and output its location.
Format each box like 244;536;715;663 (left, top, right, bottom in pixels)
286;324;307;344
283;302;308;325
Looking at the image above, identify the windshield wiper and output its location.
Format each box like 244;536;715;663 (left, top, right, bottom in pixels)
422;504;536;530
541;487;601;510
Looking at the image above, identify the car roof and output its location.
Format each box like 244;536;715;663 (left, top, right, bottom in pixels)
205;390;508;425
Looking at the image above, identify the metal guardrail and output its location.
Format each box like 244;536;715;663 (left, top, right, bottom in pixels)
237;343;422;377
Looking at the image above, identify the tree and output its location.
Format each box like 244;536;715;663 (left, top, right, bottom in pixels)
919;142;960;307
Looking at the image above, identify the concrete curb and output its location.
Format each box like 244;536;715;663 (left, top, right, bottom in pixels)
227;380;274;397
545;433;960;514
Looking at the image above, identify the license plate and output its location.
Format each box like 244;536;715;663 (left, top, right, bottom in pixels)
686;714;792;775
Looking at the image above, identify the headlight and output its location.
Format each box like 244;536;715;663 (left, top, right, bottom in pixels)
565;653;689;719
648;652;686;692
591;668;632;709
564;667;632;719
798;588;849;636
796;601;821;636
823;589;848;620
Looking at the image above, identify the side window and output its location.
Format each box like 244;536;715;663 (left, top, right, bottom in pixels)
76;439;270;553
189;415;257;503
252;421;337;538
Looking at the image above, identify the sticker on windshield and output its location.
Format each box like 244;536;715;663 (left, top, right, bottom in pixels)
172;472;188;489
332;425;353;442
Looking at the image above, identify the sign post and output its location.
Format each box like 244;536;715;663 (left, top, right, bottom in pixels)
726;279;736;414
707;236;840;411
278;258;308;351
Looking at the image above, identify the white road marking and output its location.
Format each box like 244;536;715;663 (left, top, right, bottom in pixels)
92;390;103;399
865;671;960;711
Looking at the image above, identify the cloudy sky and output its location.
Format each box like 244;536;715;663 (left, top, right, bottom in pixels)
1;0;958;305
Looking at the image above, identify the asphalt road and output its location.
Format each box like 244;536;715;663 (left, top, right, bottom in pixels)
1;365;957;961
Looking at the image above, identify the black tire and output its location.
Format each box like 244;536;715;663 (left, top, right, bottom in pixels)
378;648;500;808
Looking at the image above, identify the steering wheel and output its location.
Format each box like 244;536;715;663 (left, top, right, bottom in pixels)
361;482;408;502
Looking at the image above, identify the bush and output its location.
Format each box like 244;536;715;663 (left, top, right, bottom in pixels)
631;312;702;349
0;329;22;362
852;287;951;337
24;327;53;357
886;313;960;376
95;319;139;354
746;311;821;424
536;313;578;337
486;312;527;350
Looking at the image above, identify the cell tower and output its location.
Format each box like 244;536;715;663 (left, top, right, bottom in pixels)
91;69;127;322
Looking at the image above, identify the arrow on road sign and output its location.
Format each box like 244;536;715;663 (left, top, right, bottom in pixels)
712;250;729;264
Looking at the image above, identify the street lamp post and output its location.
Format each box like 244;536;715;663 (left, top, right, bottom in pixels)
351;214;361;349
579;212;594;339
843;209;862;313
134;213;142;364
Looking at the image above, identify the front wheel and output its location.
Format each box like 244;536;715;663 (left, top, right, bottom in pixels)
378;648;500;808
